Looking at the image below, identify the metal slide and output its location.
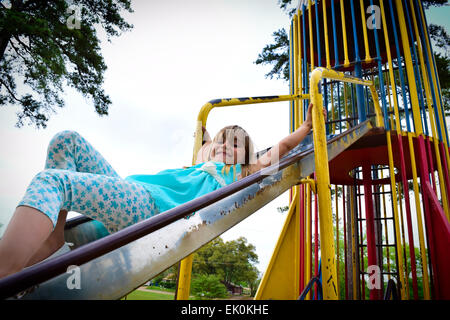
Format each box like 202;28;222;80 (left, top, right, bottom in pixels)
0;120;373;300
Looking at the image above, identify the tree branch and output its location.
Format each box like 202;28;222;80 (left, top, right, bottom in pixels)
0;78;22;103
8;38;29;64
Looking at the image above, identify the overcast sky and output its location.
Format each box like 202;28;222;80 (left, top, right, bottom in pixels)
0;0;293;274
0;0;448;274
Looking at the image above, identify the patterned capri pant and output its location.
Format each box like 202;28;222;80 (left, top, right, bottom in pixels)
17;130;160;234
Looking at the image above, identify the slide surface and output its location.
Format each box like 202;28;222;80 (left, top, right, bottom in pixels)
0;120;373;299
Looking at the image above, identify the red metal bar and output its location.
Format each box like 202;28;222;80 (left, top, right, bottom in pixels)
357;184;365;300
422;181;450;299
362;165;382;300
425;137;437;193
343;185;348;300
309;179;313;299
299;185;305;294
314;179;319;300
438;142;450;205
336;185;340;299
415;135;438;299
396;134;419;299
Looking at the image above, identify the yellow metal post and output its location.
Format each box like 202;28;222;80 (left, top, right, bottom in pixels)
254;190;300;299
293;17;301;298
380;169;392;279
359;0;372;62
177;118;204;300
294;14;301;128
397;182;410;300
176;255;194;299
310;68;338;300
407;132;431;299
395;0;423;135
340;0;350;67
335;184;340;298
408;0;433;125
384;65;395;130
349;185;358;299
322;0;331;69
379;0;402;133
386;132;408;299
305;182;312;300
308;0;315;70
297;12;303;101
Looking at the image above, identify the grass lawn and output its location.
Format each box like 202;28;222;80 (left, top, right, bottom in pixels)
146;285;175;293
122;287;251;300
123;289;174;300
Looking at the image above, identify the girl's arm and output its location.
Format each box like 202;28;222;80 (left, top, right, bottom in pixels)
195;126;212;164
249;103;326;174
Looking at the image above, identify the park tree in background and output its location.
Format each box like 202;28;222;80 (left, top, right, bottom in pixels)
192;237;260;294
191;274;229;299
429;24;450;112
0;0;133;128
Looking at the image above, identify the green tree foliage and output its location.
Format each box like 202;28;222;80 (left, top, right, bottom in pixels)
191;274;229;299
421;0;448;8
0;0;133;128
192;237;260;295
429;23;450;55
255;0;449;114
429;23;450;113
435;53;450;114
254;28;289;81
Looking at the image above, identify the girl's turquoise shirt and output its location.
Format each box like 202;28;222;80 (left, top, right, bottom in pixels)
124;161;241;213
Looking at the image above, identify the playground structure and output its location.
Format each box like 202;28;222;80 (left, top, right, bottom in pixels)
179;0;450;301
0;0;448;300
253;0;449;300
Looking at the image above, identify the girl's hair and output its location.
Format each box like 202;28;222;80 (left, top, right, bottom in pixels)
207;125;256;179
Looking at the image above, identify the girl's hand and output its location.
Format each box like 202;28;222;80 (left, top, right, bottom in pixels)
304;103;327;129
201;126;211;145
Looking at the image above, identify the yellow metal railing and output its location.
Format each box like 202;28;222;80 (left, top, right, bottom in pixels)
179;66;386;300
308;67;384;300
190;94;310;165
177;93;310;300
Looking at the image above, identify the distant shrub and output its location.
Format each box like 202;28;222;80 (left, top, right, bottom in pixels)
191;274;229;299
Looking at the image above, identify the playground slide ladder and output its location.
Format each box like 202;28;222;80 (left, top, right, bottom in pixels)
353;174;401;300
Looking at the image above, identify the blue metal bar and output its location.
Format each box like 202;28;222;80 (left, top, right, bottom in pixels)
314;1;328;133
418;0;449;146
331;0;340;68
369;0;390;130
337;82;342;133
350;0;366;123
315;0;322;67
411;45;429;136
325;79;330;135
388;0;412;132
351;83;357;126
403;0;428;136
302;5;308;122
412;0;443;141
365;84;370;117
290;19;295;132
349;0;360;65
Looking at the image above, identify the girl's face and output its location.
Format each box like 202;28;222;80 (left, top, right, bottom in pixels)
210;130;247;164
